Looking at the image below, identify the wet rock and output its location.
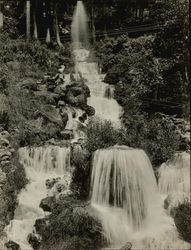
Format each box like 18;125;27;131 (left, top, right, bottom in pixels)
65;82;90;107
27;233;41;250
58;100;66;107
5;240;20;250
46;177;61;189
60;130;74;140
83;105;95;116
35;217;49;233
0;130;10;140
40;196;56;212
60;110;68;127
121;242;132;250
79;113;87;123
0;137;9;147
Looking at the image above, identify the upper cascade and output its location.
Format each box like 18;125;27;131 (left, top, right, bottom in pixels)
71;1;89;51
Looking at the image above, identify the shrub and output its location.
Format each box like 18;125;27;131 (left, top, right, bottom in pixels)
85;117;125;153
35;197;104;250
173;202;191;243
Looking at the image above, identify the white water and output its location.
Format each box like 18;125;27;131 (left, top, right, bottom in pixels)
158;152;190;210
70;1;190;249
6;146;70;250
71;1;88;51
90;146;190;249
65;106;86;140
71;1;122;124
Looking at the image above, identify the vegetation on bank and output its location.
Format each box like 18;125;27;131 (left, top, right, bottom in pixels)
34;197;105;250
173;202;191;244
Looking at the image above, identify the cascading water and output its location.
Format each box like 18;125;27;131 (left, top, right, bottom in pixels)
90;146;190;249
71;2;190;249
6;146;71;250
71;1;122;124
158;152;190;210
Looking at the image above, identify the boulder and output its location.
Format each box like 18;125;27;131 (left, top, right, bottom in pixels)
40;196;56;212
19;78;37;91
39;105;63;126
5;240;20;250
35;217;49;234
65;82;90;107
27;233;41;250
58;100;66;107
34;90;59;105
79;113;87;123
0;137;9;147
121;242;132;250
83;105;95;116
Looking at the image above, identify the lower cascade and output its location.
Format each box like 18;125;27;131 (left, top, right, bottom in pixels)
158;152;190;210
6;146;71;250
90;145;190;249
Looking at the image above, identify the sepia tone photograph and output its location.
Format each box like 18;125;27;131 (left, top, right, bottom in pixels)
0;0;190;249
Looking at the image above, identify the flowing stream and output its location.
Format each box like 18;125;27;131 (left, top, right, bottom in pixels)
4;1;190;249
71;1;190;249
6;146;70;249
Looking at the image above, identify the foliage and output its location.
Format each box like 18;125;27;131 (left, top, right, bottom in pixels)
151;0;189;117
121;112;181;167
173;202;191;243
1;153;27;223
85;117;125;153
85;115;180;168
0;35;62;74
36;197;104;250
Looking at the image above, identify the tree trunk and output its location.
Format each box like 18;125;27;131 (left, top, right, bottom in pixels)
53;0;63;47
32;0;38;39
0;1;3;30
26;0;31;41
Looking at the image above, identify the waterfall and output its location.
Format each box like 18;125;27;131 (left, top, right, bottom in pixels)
71;1;88;51
71;1;122;124
6;146;71;250
90;146;190;249
158;152;190;210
